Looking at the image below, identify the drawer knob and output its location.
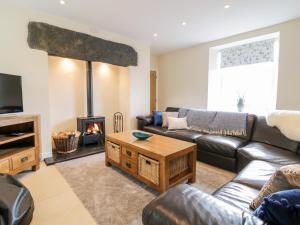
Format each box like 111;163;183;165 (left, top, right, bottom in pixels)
21;156;29;163
126;162;131;169
126;150;132;157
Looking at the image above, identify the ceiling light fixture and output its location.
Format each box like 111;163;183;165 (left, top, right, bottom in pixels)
181;22;187;26
224;4;230;9
60;0;66;5
153;33;158;38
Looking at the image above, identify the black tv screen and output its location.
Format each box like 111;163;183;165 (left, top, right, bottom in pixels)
0;73;23;114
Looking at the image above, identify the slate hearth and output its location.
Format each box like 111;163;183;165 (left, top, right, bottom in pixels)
45;116;105;166
44;145;104;166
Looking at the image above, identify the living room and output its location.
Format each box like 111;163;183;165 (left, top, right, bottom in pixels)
0;1;300;225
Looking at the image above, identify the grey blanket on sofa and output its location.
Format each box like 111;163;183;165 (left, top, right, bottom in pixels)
209;111;248;136
179;108;247;136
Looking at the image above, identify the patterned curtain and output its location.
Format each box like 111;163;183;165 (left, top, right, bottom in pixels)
220;38;275;68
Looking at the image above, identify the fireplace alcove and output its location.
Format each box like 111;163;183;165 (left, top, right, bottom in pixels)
33;22;136;165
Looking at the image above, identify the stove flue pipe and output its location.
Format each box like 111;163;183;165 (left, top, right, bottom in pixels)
86;61;94;118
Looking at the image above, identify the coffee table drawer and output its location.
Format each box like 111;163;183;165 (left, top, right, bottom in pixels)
122;148;137;161
122;158;137;174
107;141;120;163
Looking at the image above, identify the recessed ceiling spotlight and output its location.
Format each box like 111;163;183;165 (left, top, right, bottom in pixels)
181;22;187;26
153;33;158;38
224;4;230;9
60;0;66;5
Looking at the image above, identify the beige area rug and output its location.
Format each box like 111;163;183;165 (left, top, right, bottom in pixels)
56;153;235;225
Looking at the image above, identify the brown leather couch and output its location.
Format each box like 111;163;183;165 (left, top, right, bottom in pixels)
137;107;300;225
137;107;300;172
142;160;278;225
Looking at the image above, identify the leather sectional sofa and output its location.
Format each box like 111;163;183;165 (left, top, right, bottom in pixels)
137;107;300;225
137;107;300;172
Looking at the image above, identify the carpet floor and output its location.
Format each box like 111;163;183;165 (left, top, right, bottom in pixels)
56;153;235;225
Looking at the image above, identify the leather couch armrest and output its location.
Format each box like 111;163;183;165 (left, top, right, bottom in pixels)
142;184;265;225
136;115;153;130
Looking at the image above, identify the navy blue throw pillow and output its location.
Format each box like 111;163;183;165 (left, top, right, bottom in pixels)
153;111;163;126
254;189;300;225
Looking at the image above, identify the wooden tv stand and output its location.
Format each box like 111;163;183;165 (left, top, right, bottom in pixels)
0;115;41;175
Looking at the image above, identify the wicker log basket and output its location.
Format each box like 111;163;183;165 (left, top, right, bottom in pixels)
53;131;81;154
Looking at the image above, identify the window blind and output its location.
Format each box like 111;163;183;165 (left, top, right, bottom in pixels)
220;38;276;68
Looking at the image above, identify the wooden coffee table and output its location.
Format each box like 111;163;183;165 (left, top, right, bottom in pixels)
105;131;197;192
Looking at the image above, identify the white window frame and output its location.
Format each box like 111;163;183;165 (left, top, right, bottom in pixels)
207;32;280;115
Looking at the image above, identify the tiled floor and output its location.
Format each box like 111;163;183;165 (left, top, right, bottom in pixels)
17;159;235;225
18;163;97;225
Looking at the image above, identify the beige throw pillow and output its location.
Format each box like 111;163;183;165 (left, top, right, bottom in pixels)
168;117;188;130
162;112;179;127
250;164;300;209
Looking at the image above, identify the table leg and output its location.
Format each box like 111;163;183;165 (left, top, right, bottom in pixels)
188;148;197;183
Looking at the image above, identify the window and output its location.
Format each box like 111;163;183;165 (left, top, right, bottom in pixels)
208;33;280;115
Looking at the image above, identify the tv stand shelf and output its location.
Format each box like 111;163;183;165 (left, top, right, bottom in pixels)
0;115;40;175
0;133;35;145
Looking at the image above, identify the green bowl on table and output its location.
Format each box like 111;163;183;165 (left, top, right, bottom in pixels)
132;131;152;140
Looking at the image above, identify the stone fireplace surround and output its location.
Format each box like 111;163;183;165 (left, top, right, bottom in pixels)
31;22;138;164
0;3;150;162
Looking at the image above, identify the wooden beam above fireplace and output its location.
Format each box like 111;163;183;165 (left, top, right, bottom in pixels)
27;22;138;67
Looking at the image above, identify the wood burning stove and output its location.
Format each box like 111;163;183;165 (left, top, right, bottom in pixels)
77;61;105;146
77;116;105;146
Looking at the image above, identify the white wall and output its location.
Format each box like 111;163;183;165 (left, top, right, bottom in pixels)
0;3;150;159
158;18;300;111
49;57;86;133
93;62;123;133
49;57;125;136
150;55;159;72
118;67;130;131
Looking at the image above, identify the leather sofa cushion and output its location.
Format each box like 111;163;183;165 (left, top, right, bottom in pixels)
213;182;259;214
238;142;300;165
252;116;299;152
196;135;247;158
234;160;280;190
143;184;264;225
164;130;203;142
143;125;167;135
198;149;237;172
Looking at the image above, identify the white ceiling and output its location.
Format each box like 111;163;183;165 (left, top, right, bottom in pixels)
5;0;300;55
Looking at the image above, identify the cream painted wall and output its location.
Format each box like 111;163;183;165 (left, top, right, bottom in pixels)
49;57;127;139
93;62;123;133
128;47;151;128
118;67;130;131
49;57;85;133
158;18;300;111
0;3;150;158
150;55;159;71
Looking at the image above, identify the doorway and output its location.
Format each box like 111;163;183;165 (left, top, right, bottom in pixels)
150;71;157;112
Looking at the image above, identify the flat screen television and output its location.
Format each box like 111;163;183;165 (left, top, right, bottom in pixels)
0;73;23;114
